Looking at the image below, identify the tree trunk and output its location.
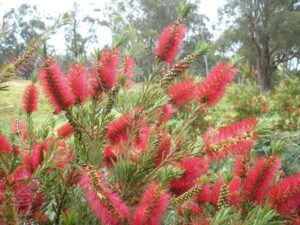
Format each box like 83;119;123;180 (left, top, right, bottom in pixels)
257;67;271;93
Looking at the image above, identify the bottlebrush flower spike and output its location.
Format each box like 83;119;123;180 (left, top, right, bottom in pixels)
0;134;11;154
233;154;250;179
244;156;281;204
106;113;133;144
31;143;45;170
22;84;38;114
155;24;186;64
38;57;75;113
155;134;171;166
159;104;175;124
202;118;258;161
123;55;135;78
130;182;170;225
169;78;197;107
79;167;129;225
194;183;211;204
67;64;88;103
269;173;300;216
210;179;223;206
103;144;124;167
228;176;242;207
57;123;74;139
170;158;208;195
95;48;119;91
133;125;151;151
196;63;237;107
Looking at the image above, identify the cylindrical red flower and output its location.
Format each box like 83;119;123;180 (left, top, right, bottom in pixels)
23;84;39;114
106;113;133;144
38;57;75;113
94;48;119;92
196;63;237;107
0;134;11;154
124;55;135;78
130;182;170;225
67;64;88;103
170;158;208;196
244;156;281;204
169;78;197;107
269;173;300;216
155;24;186;64
57;123;74;139
79;168;129;225
202;118;257;161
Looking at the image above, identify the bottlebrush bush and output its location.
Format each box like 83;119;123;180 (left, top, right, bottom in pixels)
1;4;300;225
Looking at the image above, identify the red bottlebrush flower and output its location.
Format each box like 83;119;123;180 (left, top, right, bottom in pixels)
244;156;281;204
31;143;45;170
159;104;175;124
233;154;251;179
154;24;186;64
202;118;257;161
123;55;135;78
133;125;151;151
106;113;133;144
23;84;39;114
103;144;124;167
95;48;119;91
228;176;242;207
79;169;129;225
170;158;208;196
155;134;171;166
169;78;197;107
0;134;11;154
269;173;300;216
55;144;73;169
196;63;237;107
57;123;74;139
210;180;223;206
130;182;170;225
38;57;75;113
67;64;88;103
194;183;211;204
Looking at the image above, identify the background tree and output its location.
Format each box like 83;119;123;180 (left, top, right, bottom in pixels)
63;2;102;65
217;0;300;92
0;4;46;79
103;0;213;81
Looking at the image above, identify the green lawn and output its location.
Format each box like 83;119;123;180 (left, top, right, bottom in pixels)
0;80;53;135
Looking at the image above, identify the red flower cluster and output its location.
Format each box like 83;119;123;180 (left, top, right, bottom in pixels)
269;173;300;216
131;182;170;225
197;63;236;107
106;113;133;144
124;55;135;78
39;57;75;113
202;118;257;160
244;156;281;204
169;78;197;106
155;24;186;64
67;64;88;103
79;169;129;225
23;84;39;114
57;123;74;139
170;158;208;195
94;48;119;92
0;134;11;154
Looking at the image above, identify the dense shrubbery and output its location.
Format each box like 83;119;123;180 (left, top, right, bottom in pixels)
0;5;299;225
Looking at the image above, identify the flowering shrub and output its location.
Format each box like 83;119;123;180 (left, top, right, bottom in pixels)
0;4;300;225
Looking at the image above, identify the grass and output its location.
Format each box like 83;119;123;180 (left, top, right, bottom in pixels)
0;79;54;135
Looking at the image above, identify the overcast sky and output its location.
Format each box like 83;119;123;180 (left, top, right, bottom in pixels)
0;0;226;53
